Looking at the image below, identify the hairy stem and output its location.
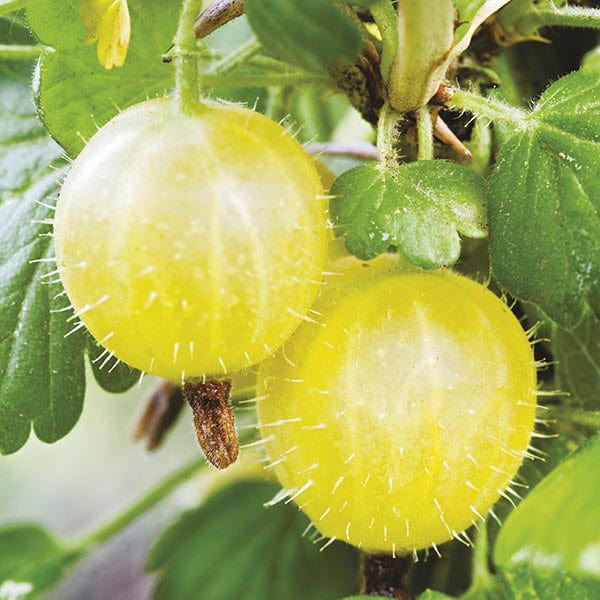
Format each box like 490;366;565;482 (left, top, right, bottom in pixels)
518;5;600;34
451;89;527;123
377;102;401;170
416;106;433;161
0;44;47;60
79;458;206;550
175;0;206;114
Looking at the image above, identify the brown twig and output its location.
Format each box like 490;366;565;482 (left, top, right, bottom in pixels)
194;0;244;39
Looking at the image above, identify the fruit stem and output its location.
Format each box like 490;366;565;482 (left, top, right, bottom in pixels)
78;458;206;551
0;44;48;60
361;553;413;599
174;0;206;114
416;106;434;161
376;102;402;170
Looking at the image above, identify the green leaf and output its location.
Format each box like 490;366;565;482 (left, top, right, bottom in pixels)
330;161;487;268
0;73;86;454
489;71;600;328
582;46;600;73
148;480;360;600
552;313;600;410
0;524;82;599
418;592;455;600
87;334;140;394
26;0;179;156
495;435;600;593
245;0;363;72
0;0;29;16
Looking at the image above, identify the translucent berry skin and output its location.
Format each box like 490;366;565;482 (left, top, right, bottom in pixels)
54;98;328;380
258;256;537;554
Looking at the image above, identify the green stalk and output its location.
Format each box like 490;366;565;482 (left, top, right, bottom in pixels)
550;407;600;430
376;102;401;170
369;0;397;85
518;5;600;34
0;44;47;60
78;459;206;551
212;37;261;75
174;0;206;114
416;106;433;161
451;89;527;124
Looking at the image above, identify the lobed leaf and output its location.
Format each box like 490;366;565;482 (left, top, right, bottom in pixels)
330;161;487;268
26;0;179;156
245;0;364;73
147;480;360;600
489;70;600;328
87;334;140;394
0;73;86;454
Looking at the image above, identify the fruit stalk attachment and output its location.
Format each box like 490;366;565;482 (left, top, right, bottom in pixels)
174;0;206;113
183;379;239;469
361;553;412;599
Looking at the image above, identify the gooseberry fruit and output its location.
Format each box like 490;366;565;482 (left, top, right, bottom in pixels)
54;98;328;380
257;255;537;555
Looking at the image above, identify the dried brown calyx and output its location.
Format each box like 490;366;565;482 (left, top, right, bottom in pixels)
183;379;239;470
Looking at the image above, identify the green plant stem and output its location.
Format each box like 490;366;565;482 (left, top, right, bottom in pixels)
198;71;332;89
369;0;398;84
212;36;261;75
376;102;401;170
174;0;206;114
550;407;600;430
416;106;433;161
0;44;47;60
451;89;527;123
470;522;491;591
519;5;600;34
79;459;206;551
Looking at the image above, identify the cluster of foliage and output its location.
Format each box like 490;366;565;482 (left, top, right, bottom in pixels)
1;0;600;598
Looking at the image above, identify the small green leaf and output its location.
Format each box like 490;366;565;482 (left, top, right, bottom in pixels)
245;0;363;72
330;161;487;268
552;313;600;410
87;334;140;394
0;74;86;454
0;524;82;599
26;0;179;156
148;480;360;600
495;435;600;589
